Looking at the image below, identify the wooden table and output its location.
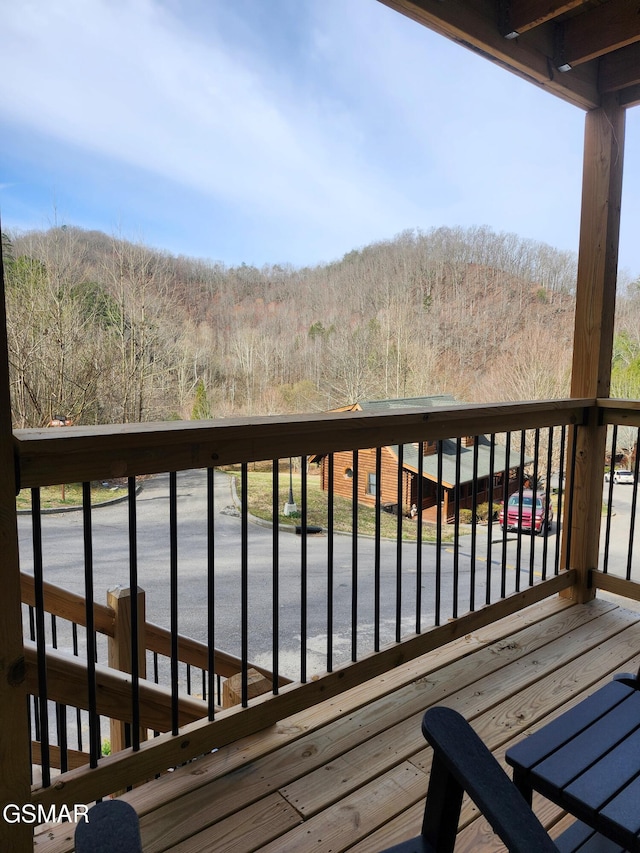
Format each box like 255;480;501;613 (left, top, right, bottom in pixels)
506;678;640;852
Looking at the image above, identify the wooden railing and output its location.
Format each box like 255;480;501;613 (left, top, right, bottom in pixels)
13;398;606;808
21;571;286;771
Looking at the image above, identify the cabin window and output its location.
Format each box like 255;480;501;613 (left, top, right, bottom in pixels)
366;472;376;495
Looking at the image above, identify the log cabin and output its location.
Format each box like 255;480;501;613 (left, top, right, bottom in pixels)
313;397;529;521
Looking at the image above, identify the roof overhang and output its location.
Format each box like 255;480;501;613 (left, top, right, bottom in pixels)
377;0;640;111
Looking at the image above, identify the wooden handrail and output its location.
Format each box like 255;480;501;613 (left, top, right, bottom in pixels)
14;398;591;487
597;398;640;427
20;572;288;683
145;622;291;685
590;570;640;603
20;572;115;636
24;641;209;731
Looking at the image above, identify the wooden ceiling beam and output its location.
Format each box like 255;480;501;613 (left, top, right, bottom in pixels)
619;83;640;109
502;0;584;37
377;0;600;109
599;42;640;93
560;0;640;67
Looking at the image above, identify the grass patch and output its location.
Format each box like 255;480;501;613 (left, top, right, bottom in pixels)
16;481;128;511
228;467;454;543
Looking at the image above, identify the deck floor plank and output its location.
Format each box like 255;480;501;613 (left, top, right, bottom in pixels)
167;793;302;853
147;595;615;845
31;597;640;853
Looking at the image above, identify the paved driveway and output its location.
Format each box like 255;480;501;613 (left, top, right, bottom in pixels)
18;470;564;681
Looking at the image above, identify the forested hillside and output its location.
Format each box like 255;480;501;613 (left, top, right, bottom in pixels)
3;224;639;428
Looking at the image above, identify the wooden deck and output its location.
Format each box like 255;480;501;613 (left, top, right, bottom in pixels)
34;594;640;853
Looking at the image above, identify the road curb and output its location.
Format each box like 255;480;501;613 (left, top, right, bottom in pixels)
16;483;144;515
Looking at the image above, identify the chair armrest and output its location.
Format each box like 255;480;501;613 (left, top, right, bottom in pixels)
422;707;558;853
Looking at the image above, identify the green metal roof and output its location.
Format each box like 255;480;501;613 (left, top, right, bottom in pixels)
391;436;532;488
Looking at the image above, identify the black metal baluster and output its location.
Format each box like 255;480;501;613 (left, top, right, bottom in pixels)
169;472;179;735
541;427;554;580
128;476;141;750
72;622;82;751
603;425;617;574
529;430;540;586
82;482;100;768
272;460;279;693
486;435;495;605
626;427;640;580
515;431;526;593
374;448;382;652
416;442;424;633
501;432;511;598
207;467;216;720
51;615;68;773
240;463;249;704
31;488;50;785
435;441;443;626
28;606;42;770
351;450;358;660
301;456;309;679
327;454;334;672
470;437;478;611
27;696;34;784
453;439;461;619
396;444;404;641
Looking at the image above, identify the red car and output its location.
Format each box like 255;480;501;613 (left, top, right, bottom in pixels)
499;490;553;535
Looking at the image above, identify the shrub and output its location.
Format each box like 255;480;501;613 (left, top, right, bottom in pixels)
477;502;501;522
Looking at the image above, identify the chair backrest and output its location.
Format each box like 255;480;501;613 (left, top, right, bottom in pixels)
74;799;142;853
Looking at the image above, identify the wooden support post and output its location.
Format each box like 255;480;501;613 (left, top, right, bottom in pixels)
222;668;272;708
0;234;33;851
563;94;625;603
107;586;147;754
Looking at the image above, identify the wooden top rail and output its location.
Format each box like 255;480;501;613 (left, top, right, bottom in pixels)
597;398;640;427
14;398;591;488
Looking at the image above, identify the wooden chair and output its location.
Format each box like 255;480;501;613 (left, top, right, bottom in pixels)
379;706;623;853
74;799;142;853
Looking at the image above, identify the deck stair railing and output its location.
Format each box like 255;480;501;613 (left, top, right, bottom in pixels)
21;570;282;787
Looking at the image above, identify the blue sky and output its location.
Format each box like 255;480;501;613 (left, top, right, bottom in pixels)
1;0;639;277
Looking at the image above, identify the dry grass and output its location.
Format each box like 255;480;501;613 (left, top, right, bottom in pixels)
228;466;453;542
16;481;128;511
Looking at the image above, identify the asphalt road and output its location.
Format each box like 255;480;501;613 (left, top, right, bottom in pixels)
18;470;570;682
600;480;640;576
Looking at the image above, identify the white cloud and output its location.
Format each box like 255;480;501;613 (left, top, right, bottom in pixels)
0;0;423;245
0;0;637;273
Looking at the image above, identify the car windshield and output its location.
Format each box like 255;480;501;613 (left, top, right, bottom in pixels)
508;495;542;508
